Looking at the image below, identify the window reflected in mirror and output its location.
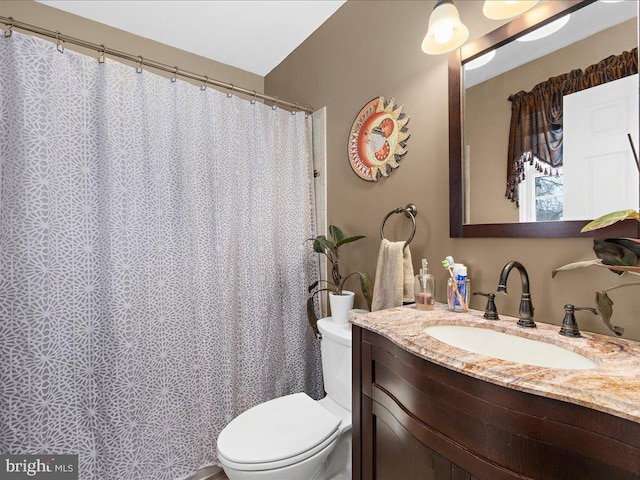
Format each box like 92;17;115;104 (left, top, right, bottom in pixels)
519;168;564;222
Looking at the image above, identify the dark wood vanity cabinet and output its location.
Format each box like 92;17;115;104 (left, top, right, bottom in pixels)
352;326;640;480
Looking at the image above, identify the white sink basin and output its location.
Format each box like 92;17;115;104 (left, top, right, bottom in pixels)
424;325;597;370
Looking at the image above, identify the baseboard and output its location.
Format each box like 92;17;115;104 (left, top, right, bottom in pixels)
208;472;227;480
187;465;226;480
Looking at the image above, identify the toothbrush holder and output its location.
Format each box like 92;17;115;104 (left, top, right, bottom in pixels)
447;278;470;312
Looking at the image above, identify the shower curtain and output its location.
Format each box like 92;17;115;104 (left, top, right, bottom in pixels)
0;31;322;479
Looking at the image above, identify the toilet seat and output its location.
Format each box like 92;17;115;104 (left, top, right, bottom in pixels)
217;393;341;472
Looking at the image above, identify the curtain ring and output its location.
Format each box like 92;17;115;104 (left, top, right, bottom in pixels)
227;83;234;98
98;45;106;64
272;96;279;111
201;76;208;91
171;66;178;83
55;32;64;54
250;90;257;105
4;17;13;38
291;103;298;115
136;56;144;74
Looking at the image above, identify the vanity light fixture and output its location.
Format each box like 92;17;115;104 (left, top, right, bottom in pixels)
464;49;496;70
516;14;571;42
421;0;469;55
482;1;539;20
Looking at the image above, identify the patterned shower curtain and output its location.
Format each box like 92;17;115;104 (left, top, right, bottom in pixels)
0;31;322;479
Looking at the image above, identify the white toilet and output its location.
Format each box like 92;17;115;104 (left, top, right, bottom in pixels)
217;317;352;480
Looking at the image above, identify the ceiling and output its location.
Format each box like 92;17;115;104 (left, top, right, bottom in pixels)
37;0;346;76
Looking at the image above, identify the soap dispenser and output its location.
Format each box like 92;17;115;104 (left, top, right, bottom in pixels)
415;259;436;310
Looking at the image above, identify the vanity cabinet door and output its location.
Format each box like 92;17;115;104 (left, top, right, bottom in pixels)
372;396;476;480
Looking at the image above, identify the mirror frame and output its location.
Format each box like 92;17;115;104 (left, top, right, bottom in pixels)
448;0;640;238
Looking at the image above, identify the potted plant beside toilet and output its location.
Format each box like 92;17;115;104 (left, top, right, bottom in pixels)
307;225;372;332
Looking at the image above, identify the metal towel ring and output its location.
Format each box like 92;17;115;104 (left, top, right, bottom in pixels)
380;204;417;250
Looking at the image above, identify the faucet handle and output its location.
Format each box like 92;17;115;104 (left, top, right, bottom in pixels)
473;292;499;320
559;304;598;338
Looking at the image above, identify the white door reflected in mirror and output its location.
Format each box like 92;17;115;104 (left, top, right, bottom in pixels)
563;74;639;221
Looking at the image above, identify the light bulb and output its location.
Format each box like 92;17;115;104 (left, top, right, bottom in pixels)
434;23;454;44
483;1;539;20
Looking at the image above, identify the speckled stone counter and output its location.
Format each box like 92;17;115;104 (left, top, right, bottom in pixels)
351;303;640;423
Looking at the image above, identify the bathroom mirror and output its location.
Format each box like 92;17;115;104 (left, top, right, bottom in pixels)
449;0;640;238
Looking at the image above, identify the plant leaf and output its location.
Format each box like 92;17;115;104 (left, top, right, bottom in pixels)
602;238;640;259
594;291;624;336
596;291;614;323
312;237;325;253
313;236;337;257
551;259;603;278
594;239;637;270
306;296;319;337
308;280;319;293
328;225;344;243
594;264;640;276
580;209;638;232
336;235;366;247
339;271;372;310
358;272;373;311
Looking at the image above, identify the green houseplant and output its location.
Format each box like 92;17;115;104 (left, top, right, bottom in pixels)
307;225;372;335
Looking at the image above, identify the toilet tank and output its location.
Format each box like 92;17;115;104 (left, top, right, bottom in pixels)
317;318;352;411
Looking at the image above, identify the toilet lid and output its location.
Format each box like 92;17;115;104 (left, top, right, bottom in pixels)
217;393;340;466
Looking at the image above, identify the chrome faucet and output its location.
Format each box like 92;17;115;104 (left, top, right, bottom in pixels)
497;261;536;328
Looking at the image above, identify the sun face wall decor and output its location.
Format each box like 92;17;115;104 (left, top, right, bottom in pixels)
348;96;410;181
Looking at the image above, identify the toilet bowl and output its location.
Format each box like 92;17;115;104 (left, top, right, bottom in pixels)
217;317;353;480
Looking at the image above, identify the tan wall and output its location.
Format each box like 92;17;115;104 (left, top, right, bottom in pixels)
0;1;263;95
266;1;640;340
466;19;637;224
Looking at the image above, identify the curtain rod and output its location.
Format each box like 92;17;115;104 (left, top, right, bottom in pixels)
0;15;313;114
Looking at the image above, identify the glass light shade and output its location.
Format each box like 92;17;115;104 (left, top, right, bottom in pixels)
421;0;470;55
483;1;539;20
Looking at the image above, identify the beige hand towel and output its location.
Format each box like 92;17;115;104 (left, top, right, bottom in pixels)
372;239;415;311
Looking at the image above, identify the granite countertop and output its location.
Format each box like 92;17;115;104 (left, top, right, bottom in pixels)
351;303;640;423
